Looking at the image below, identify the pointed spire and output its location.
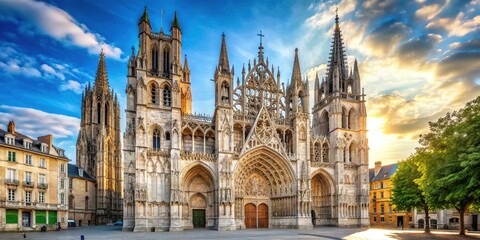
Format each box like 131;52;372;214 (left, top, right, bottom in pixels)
353;58;360;80
291;48;302;88
139;6;150;25
218;33;230;74
326;8;348;92
183;54;189;70
171;11;181;30
94;50;109;92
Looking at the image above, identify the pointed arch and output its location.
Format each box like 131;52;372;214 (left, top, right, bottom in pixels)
148;81;159;104
321;141;330;163
151;44;158;70
348;107;356;130
321;110;329;135
349;141;357;163
342;106;348;129
162;45;170;75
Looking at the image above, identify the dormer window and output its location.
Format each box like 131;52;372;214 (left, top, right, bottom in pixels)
41;144;48;153
58;150;64;157
24;141;32;149
5;136;14;145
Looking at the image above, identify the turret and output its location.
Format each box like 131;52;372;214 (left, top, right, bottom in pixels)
170;12;182;75
128;46;136;77
215;33;233;108
288;48;307;113
138;6;151;34
353;59;361;95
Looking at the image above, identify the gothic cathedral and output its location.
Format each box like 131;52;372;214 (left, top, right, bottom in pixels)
123;8;369;231
76;52;123;224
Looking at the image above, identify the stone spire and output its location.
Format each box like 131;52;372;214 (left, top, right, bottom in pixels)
183;54;189;71
290;48;302;89
139;6;150;25
326;9;347;91
218;33;230;74
94;50;109;92
171;11;181;31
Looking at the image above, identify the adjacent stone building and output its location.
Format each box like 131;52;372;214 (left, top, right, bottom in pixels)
369;161;412;228
75;52;123;224
123;8;369;231
67;164;96;226
0;121;69;231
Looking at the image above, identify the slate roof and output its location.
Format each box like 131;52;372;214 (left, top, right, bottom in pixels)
0;128;67;159
68;164;96;182
369;163;398;182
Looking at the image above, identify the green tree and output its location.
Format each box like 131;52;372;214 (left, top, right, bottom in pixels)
391;154;430;232
417;96;480;235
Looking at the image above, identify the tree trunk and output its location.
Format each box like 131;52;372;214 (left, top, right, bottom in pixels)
459;208;465;235
424;206;430;233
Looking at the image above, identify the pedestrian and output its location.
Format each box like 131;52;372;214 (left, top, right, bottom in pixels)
23;232;26;238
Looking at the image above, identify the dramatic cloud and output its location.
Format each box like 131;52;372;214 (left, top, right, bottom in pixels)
305;0;356;28
396;34;443;65
426;12;480;37
363;21;411;57
60;80;83;94
415;2;444;20
0;0;123;59
0;105;80;139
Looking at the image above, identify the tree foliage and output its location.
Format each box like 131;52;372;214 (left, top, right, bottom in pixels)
391;155;426;212
417;96;480;235
391;154;430;232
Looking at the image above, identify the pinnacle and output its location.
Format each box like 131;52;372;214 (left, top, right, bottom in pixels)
94;50;109;92
218;33;230;74
291;48;302;88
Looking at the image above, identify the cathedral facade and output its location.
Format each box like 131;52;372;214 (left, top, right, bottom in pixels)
123;8;369;231
76;52;123;224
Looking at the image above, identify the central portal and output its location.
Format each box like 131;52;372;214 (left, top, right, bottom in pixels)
234;147;296;229
192;209;206;228
244;203;268;228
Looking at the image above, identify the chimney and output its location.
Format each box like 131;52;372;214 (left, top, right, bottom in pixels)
38;134;53;151
7;120;15;134
374;161;382;176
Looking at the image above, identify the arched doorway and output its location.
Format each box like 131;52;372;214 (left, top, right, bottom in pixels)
245;203;256;228
234;147;295;229
191;193;207;228
311;170;334;226
258;203;268;228
181;164;215;229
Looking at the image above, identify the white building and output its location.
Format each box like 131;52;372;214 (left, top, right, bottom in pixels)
123;8;369;231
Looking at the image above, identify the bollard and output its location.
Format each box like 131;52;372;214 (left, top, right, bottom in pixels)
81;235;85;240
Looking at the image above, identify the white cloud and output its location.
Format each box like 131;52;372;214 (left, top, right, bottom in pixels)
60;80;83;94
305;0;357;28
0;0;123;60
0;60;41;78
0;105;80;139
41;63;65;80
415;2;444;21
426;12;480;37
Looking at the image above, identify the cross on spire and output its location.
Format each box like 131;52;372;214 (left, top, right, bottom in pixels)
257;31;265;46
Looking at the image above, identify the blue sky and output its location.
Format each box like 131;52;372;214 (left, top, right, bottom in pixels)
0;0;479;166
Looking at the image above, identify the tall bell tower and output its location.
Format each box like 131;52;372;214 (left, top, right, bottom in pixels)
311;12;369;227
